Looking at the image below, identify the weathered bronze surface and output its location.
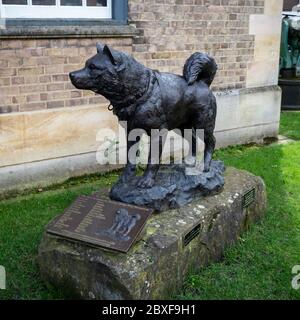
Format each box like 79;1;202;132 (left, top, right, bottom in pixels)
46;195;153;253
69;43;225;211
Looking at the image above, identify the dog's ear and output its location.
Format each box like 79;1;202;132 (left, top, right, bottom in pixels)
103;44;117;66
96;43;104;54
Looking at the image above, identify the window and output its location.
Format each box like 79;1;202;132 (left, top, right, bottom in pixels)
0;0;112;19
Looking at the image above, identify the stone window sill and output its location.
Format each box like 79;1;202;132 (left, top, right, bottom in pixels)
0;19;138;39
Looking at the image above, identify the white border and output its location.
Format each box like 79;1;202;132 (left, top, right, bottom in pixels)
0;0;112;19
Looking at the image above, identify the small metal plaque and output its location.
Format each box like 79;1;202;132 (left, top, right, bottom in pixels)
242;188;256;209
47;195;153;253
183;223;201;247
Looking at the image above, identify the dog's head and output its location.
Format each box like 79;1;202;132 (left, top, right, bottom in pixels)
115;208;129;219
69;43;127;98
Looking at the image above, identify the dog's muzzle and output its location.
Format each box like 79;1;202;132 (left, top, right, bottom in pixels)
69;71;76;83
69;69;89;89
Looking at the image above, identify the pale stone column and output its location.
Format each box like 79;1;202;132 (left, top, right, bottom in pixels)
246;0;284;88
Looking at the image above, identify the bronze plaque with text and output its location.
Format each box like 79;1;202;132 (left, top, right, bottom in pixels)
46;195;153;253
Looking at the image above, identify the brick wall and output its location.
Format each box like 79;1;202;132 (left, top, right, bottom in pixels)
0;0;267;114
0;38;132;114
129;0;265;91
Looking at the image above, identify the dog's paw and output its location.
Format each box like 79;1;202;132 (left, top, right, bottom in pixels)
118;174;132;184
203;164;210;173
138;176;155;189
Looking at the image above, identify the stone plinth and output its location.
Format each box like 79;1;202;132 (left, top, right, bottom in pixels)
38;167;266;300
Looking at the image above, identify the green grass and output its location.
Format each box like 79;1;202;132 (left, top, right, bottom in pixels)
0;111;300;300
180;111;300;300
280;111;300;140
0;173;119;299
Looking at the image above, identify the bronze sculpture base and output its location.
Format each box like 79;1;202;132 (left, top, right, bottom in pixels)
110;160;225;211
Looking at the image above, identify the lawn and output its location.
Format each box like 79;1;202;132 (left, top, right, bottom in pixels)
0;112;300;300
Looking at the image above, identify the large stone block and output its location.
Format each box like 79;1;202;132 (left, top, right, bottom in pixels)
246;60;280;88
0;104;117;168
38;167;266;300
247;1;282;88
249;15;282;36
215;85;281;147
265;0;284;16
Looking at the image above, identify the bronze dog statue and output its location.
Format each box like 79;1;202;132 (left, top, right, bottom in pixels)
70;43;218;189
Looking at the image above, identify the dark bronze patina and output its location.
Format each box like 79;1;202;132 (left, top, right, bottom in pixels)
69;44;225;210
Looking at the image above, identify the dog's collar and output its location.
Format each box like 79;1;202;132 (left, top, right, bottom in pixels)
109;69;157;114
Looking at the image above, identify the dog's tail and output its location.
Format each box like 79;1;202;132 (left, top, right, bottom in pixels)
183;52;218;87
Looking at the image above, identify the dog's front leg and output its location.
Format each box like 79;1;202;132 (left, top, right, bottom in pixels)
118;139;138;184
119;163;136;184
138;133;162;188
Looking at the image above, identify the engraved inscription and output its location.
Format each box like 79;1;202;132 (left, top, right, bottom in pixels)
75;200;105;234
47;195;153;253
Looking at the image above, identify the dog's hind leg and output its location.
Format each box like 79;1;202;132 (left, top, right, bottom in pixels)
194;93;217;172
191;127;198;158
118;137;139;184
138;131;164;188
203;129;216;172
191;124;215;172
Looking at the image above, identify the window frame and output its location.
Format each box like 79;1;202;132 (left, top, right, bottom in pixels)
0;0;112;20
0;1;132;38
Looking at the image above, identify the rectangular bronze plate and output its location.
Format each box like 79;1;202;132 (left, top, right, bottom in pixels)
46;195;153;253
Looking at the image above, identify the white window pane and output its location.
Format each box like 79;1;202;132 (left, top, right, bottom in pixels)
2;0;112;18
2;0;27;4
87;0;107;6
60;0;82;6
32;0;55;5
